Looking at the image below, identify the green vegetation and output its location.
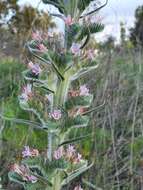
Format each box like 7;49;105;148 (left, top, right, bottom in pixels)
1;1;143;189
1;47;143;189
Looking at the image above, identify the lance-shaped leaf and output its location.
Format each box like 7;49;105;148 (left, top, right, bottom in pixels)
47;50;73;73
24;182;47;190
64;115;89;128
62;162;93;185
22;70;54;93
78;0;94;11
27;43;64;81
66;23;81;48
45;159;68;173
19;101;45;127
65;95;93;110
82;178;103;190
59;133;91;146
71;64;99;81
76;23;104;41
0;113;42;129
8;172;25;186
21;157;42;168
42;0;65;14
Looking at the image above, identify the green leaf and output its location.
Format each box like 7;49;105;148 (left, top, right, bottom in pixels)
78;0;93;11
47;50;73;72
21;157;42;167
82;178;102;190
64;115;89;128
62;162;93;185
42;0;65;14
71;64;99;81
8;172;25;186
25;182;46;190
66;23;81;48
59;133;91;146
65;95;93;110
76;23;104;41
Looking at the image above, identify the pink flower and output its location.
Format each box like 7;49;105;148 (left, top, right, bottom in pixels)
64;15;73;26
70;43;81;55
79;85;89;96
10;164;38;183
27;175;37;183
22;146;32;158
53;147;64;160
66;145;76;158
11;164;29;180
75;153;82;163
28;61;41;75
38;44;47;52
31;149;39;157
87;49;94;60
74;185;83;190
32;31;42;41
47;31;54;38
49;109;62;120
68;90;79;97
22;146;39;158
11;164;25;176
21;84;32;101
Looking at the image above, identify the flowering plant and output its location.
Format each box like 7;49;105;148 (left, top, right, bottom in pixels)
8;0;107;189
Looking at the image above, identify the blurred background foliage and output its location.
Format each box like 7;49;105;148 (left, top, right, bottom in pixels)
1;0;143;189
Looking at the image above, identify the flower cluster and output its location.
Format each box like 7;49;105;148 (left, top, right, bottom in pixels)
64;15;74;26
20;84;32;102
38;43;47;52
32;30;54;41
49;109;62;120
32;31;42;41
53;145;82;164
10;164;37;183
22;146;39;158
68;85;90;97
70;43;81;56
28;61;42;76
86;49;95;60
68;107;88;117
79;85;89;96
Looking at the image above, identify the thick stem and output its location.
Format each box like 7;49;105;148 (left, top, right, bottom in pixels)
55;73;70;107
53;173;62;190
47;132;52;161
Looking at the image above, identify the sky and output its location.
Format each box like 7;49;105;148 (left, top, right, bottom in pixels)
18;0;143;42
